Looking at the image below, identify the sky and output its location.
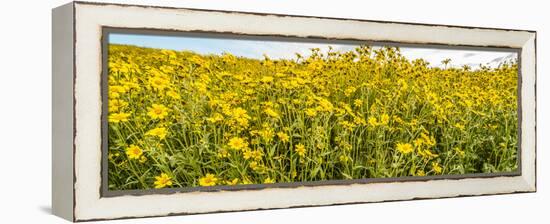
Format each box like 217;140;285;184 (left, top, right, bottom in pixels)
109;33;517;69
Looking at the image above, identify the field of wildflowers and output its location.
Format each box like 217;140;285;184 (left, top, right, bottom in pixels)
107;44;518;190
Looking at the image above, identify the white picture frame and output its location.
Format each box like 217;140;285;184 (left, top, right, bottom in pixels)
52;1;536;222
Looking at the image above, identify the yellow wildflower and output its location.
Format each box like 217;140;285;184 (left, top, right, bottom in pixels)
259;128;274;142
232;107;251;127
260;76;274;83
217;148;229;158
432;162;443;174
154;173;173;188
455;123;465;131
232;107;249;118
109;85;127;98
149;75;170;91
109;99;128;112
228;137;248;150
344;86;357;97
139;155;147;163
340;120;356;130
146;127;168;140
454;147;465;157
420;133;436;146
380;114;390;125
419;149;438;158
225;178;239;185
305;108;317;117
206;113;224;123
295;144;306;157
251;149;264;160
108;112;131;123
264;107;280;118
339;155;350;163
242;149;253;160
353;117;367;126
396;143;414;154
249;161;258;170
277;132;289;143
166;90;181;99
413;138;424;147
147;104;169;119
125;144;143;159
368;116;378;126
317;98;334;112
199;173;218;186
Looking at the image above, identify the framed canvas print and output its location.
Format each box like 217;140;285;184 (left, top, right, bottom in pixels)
52;1;537;222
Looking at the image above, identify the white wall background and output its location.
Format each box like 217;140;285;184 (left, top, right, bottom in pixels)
0;0;547;223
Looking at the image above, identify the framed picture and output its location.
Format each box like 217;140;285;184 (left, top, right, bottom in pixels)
52;1;537;222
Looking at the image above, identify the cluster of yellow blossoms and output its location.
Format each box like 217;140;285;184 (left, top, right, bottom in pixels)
107;44;518;190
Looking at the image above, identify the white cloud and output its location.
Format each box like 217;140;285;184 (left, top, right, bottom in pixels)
398;47;517;69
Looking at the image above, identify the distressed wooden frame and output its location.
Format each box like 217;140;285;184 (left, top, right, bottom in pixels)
52;1;537;222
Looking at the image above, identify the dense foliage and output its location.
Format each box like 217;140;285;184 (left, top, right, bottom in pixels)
107;44;518;190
